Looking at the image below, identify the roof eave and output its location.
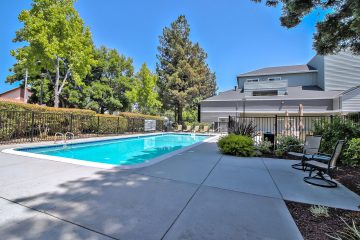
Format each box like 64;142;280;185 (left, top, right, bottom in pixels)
236;70;318;78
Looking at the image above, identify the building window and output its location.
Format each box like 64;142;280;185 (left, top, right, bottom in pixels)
268;77;281;81
252;90;278;96
246;78;259;82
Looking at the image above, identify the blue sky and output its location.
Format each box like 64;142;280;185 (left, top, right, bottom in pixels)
0;0;325;93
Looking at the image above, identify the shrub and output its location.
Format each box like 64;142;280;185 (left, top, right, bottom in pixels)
343;138;360;167
314;117;360;154
256;140;273;154
310;205;329;217
217;134;256;157
275;135;302;157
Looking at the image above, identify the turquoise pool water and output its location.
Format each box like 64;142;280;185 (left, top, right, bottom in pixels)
17;134;209;166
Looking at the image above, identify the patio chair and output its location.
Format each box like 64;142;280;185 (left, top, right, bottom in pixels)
303;140;345;188
174;125;182;132
200;126;209;133
193;126;200;133
288;135;322;171
183;126;192;132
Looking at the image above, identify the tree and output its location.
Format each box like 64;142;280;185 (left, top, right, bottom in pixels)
156;15;217;124
85;46;134;113
126;63;162;114
11;0;95;107
252;0;360;55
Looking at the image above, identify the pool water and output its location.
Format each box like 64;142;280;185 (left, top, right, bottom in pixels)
17;134;209;166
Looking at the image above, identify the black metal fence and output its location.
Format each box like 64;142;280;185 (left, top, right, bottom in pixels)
228;114;360;143
0;110;164;144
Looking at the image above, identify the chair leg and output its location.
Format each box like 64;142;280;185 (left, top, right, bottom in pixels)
292;159;311;171
304;169;337;188
308;167;313;177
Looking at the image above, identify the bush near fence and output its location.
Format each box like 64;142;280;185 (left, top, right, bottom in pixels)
118;112;163;120
96;114;128;134
0;100;164;143
118;112;163;132
0;99;94;115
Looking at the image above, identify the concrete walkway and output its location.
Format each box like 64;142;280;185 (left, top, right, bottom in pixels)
0;140;359;239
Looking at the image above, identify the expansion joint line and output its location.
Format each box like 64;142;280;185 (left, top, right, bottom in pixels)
160;154;224;240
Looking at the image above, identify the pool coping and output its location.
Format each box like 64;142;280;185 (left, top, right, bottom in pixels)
1;133;220;170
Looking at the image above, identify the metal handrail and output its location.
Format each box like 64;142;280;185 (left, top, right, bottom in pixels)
65;132;74;143
54;132;65;144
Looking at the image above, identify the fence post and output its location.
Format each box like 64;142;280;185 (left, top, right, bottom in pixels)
30;112;35;142
117;117;120;134
69;114;73;133
228;115;231;130
274;115;278;150
97;116;100;136
330;115;333;124
132;118;135;133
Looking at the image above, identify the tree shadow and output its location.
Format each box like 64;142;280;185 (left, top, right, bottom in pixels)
0;147;201;240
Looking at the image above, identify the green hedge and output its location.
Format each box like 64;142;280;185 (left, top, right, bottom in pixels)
118;112;163;121
0;99;164;120
96;114;128;134
0;100;164;142
0;99;95;115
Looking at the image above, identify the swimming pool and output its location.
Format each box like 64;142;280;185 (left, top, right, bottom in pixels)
7;134;210;168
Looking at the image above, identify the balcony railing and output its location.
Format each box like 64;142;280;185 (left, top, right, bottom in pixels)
244;79;288;91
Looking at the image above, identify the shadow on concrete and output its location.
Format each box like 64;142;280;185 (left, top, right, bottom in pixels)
0;150;199;240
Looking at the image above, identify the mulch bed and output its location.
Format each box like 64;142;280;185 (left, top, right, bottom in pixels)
270;156;360;239
334;165;360;196
286;201;360;240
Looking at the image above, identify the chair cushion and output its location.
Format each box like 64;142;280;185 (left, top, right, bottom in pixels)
303;154;314;160
312;155;331;162
305;160;328;170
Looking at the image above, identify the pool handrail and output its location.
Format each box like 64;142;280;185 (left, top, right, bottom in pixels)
65;132;74;143
54;132;65;144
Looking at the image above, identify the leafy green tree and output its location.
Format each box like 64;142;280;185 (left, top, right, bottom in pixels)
85;46;134;113
126;63;162;114
10;0;95;107
252;0;360;55
156;15;217;124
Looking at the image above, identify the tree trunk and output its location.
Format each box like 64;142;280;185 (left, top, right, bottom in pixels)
177;105;183;125
54;59;60;108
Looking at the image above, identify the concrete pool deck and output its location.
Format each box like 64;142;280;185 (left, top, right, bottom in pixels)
0;139;359;239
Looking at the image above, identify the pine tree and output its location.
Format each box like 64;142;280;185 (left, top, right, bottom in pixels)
252;0;360;55
156;15;217;124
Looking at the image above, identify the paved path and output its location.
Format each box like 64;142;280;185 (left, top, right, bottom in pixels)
0;141;359;239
